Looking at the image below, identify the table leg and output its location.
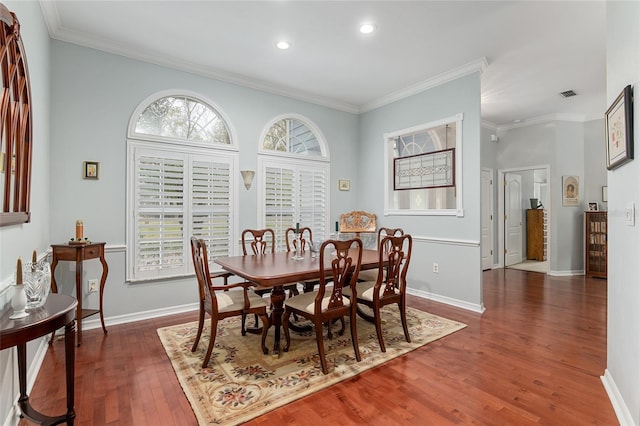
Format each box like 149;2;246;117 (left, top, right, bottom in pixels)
98;254;109;335
65;320;77;422
75;252;83;347
269;286;286;356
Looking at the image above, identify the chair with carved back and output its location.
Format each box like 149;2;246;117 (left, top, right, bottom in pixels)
342;234;413;352
190;237;269;368
241;228;299;330
358;227;404;282
282;238;363;374
285;226;318;293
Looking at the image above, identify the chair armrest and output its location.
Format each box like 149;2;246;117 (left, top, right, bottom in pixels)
210;281;252;291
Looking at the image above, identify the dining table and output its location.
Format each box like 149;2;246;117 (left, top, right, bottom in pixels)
214;248;381;356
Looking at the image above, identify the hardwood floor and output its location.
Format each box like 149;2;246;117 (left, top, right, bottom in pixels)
20;269;617;425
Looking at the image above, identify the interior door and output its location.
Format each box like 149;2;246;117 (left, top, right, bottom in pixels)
505;173;523;266
481;169;494;270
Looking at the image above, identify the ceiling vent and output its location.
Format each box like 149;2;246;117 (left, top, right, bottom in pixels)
559;90;577;98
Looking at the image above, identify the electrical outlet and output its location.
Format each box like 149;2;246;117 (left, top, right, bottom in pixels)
88;279;98;293
433;263;439;273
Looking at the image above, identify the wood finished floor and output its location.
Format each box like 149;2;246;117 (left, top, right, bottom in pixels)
20;269;617;425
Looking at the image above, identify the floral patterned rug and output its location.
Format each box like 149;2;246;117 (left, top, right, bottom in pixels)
157;306;466;425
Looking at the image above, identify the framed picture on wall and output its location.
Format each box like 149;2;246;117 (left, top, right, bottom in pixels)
562;175;579;207
605;84;634;170
83;161;99;180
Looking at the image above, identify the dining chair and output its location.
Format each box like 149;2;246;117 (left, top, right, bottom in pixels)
358;227;404;282
241;229;299;330
282;238;363;374
285;226;317;293
190;237;269;368
343;234;413;352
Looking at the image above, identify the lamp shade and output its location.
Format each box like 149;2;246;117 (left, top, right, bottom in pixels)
240;170;255;190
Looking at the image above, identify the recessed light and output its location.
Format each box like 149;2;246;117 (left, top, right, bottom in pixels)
359;23;376;34
276;41;290;50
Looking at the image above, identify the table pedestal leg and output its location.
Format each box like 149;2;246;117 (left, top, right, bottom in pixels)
269;286;286;356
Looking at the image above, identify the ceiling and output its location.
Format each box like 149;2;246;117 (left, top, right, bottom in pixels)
39;1;607;129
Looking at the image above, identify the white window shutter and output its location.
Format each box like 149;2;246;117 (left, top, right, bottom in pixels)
191;159;233;262
134;152;186;279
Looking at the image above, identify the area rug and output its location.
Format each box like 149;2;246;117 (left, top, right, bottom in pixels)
157;307;466;425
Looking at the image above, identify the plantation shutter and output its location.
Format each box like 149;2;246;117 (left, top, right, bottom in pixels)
191;159;232;263
298;168;327;242
128;145;235;281
262;161;328;250
265;166;295;251
134;151;186;279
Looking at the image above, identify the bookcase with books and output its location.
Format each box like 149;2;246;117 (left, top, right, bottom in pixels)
585;211;607;278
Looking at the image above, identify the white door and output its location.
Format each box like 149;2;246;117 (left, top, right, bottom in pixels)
505;173;523;266
481;169;494;270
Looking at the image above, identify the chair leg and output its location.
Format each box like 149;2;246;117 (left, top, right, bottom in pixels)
399;301;411;343
259;312;269;355
202;317;218;368
374;306;386;352
241;313;247;336
315;320;329;374
350;309;361;362
282;309;292;352
191;305;205;352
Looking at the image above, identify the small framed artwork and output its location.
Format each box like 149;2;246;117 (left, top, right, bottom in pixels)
588;202;599;211
602;186;608;203
83;161;99;179
605;84;634;170
562;175;579;207
338;179;350;191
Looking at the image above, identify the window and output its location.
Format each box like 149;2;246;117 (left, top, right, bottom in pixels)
127;93;237;281
384;114;464;216
259;116;329;250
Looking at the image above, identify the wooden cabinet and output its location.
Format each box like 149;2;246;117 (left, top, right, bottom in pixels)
526;209;546;261
585;212;607;278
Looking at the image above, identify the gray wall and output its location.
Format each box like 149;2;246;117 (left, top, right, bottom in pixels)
605;1;640;424
0;0;51;421
490;121;586;274
357;73;483;311
48;40;361;318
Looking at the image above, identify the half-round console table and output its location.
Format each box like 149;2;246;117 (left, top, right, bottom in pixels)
0;294;77;425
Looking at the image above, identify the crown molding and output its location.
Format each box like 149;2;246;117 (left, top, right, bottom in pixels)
481;120;498;131
39;2;360;114
359;57;489;113
496;113;588;133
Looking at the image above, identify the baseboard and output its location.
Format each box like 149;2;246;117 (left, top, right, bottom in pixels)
601;369;635;425
407;288;485;313
548;269;585;276
79;302;200;331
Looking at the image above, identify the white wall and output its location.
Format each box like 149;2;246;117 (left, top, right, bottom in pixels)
603;1;640;424
357;73;483;312
0;1;51;422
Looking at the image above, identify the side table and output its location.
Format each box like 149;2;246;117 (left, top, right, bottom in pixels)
0;294;77;425
51;242;108;346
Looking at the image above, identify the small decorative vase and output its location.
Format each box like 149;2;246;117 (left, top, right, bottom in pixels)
23;261;51;309
530;198;539;209
10;283;29;319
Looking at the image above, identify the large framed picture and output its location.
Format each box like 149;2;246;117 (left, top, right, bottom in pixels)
605;84;634;170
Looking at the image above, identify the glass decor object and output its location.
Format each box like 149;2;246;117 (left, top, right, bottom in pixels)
23;261;51;309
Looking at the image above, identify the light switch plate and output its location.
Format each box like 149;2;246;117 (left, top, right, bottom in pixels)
626;203;635;226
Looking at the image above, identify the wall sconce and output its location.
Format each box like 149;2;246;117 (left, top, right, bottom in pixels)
240;170;255;190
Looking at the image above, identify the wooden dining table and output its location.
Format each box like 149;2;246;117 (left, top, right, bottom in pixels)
215;248;381;356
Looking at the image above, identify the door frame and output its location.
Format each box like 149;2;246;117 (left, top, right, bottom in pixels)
481;167;495;270
497;165;551;269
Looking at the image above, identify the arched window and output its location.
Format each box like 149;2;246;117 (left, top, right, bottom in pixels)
126;92;238;281
258;115;329;250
